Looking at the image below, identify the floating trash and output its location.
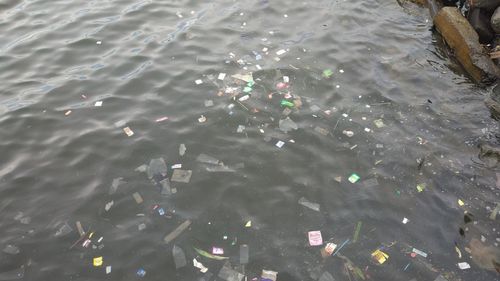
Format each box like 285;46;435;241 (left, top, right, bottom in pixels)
275;140;285;148
93;256;103;267
318;271;335;281
196;154;220;165
171;169;192;183
136;268;147;277
179;144;186;156
218;262;244;281
298;197;320;212
348;173;360;183
278;117;298;133
371;249;389;265
2;245;20;255
123;127;134;136
194;247;229;260
193;258;208;273
55;222;73;237
147;158;167;179
322;69;333;78
343;130;354;137
240;244;249;264
132;192;143;204
308;230;323;246
164;220;192;244
172;245;187;269
458;262;470;270
261;269;278;281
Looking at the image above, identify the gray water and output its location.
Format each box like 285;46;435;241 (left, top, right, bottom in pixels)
1;0;500;280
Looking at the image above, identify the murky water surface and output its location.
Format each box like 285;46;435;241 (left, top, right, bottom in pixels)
1;0;499;280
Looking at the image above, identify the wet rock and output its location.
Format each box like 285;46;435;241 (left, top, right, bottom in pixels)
468;9;494;43
468;238;500;272
478;143;500;167
468;0;500;11
434;7;500;83
485;83;500;119
408;0;427;5
491;7;500;34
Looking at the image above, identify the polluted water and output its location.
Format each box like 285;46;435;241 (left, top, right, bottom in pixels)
0;0;499;281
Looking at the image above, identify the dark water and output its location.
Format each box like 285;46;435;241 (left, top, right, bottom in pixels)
1;0;500;280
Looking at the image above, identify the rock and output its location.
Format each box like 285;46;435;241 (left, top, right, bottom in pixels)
485;83;500;119
469;238;500;272
434;7;500;83
408;0;427;5
478;143;500;167
491;7;500;33
468;0;500;11
468;8;494;43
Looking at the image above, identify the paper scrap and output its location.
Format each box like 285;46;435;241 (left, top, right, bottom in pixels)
93;256;103;267
371;249;389;264
412;248;428;258
218;73;226;80
348;173;360;183
324;243;337;256
193;258;208;273
262;270;278;281
212;247;224;255
105;201;114;212
132;192;143;204
94;101;103;107
195;79;203;85
374;119;385;128
245;221;252;227
458;199;464;206
123;127;134;136
308;231;323;246
455;246;462;258
106;266;112;274
402;217;409;224
156;116;168;122
276;49;286;55
458;262;470;269
239;95;250;101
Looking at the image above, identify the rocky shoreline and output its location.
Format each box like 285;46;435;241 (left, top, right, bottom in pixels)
413;0;500;118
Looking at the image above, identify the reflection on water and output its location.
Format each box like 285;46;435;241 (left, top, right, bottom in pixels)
0;0;499;280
